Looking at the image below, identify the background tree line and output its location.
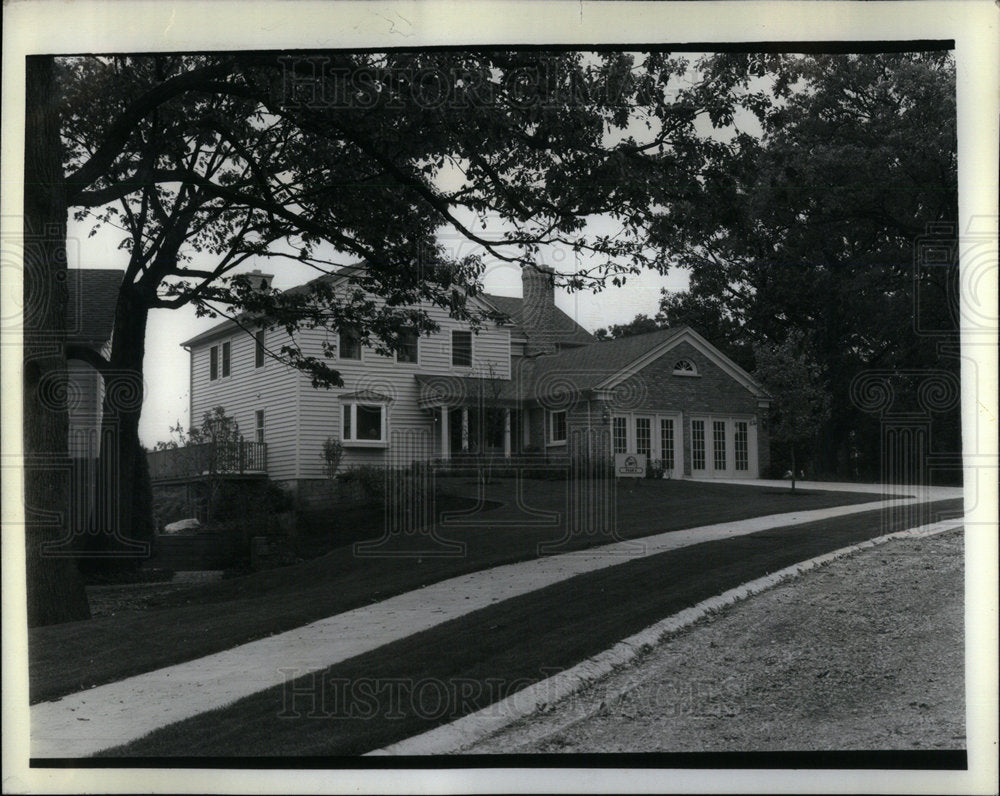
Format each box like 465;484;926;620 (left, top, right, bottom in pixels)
596;51;959;482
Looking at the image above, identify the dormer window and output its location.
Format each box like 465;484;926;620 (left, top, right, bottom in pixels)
673;358;698;376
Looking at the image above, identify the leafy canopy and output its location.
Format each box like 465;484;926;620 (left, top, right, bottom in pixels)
60;51;733;386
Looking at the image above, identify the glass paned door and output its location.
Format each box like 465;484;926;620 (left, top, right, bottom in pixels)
635;417;652;459
691;420;706;471
659;417;675;472
734;421;749;472
612;416;628;454
690;416;756;477
712;420;727;471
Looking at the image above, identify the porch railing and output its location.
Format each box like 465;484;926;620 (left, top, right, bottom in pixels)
147;440;267;481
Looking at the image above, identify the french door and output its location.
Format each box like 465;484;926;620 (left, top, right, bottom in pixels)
611;413;683;474
689;416;757;478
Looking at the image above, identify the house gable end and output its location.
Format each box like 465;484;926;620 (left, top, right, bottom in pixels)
596;327;768;399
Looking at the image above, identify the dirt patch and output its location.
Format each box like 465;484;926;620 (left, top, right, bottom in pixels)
468;528;965;753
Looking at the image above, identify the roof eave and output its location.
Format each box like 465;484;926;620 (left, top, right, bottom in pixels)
180;319;242;349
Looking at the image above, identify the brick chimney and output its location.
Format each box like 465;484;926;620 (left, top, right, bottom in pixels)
246;269;273;290
521;264;557;356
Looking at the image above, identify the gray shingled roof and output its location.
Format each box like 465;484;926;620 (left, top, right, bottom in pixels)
66;269;123;345
481;293;595;347
530;327;685;394
425;326;766;405
417;329;691;405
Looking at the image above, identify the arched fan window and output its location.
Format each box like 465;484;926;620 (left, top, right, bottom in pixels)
673;359;698;376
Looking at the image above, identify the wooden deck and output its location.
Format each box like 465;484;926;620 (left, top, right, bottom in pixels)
147;441;267;483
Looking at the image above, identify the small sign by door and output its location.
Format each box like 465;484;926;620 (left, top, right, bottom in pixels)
615;453;646;478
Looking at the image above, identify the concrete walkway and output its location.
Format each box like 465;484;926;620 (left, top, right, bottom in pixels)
31;481;962;758
691;478;962;499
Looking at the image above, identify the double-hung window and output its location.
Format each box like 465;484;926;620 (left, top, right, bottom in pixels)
339;327;362;360
451;330;472;367
548;410;567;445
397;328;419;364
209;342;231;380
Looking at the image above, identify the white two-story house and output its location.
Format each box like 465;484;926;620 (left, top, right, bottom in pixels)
177;264;771;499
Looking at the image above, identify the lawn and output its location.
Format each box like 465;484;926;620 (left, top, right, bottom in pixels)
30;479;897;704
100;498;963;758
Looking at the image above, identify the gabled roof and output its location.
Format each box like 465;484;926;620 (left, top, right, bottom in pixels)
480;293;594;347
66;269;123;345
530;327;684;393
530;326;768;399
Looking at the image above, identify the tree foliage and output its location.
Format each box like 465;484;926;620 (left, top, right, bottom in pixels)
594;313;661;341
320;437;345;481
648;51;959;477
156;407;246;523
59;51;734;377
752;331;832;489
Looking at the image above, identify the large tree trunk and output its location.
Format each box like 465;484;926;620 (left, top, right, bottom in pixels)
87;286;155;572
23;55;91;626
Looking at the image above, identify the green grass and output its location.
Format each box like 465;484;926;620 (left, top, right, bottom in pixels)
31;479;894;704
102;498;963;757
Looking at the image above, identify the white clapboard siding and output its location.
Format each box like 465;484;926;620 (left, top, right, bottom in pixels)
189;326;301;482
294;304;512;474
189;293;514;479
